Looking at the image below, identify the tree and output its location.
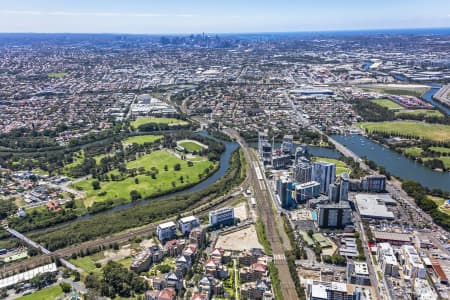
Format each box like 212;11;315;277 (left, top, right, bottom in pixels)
60;282;72;293
130;190;142;201
27;247;39;257
92;181;101;190
174;163;181;171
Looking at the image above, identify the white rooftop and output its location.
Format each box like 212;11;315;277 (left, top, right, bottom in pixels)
355;193;395;219
179;215;198;223
158;221;176;229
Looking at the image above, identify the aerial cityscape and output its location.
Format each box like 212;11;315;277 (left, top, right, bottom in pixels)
0;1;449;300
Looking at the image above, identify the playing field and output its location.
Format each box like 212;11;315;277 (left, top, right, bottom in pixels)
72;150;216;204
371;99;403;110
18;285;63;300
131;117;189;129
178;140;207;152
358;121;450;142
123;135;163;146
312;157;351;176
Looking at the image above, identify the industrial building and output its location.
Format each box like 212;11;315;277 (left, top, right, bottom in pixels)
354;193;395;220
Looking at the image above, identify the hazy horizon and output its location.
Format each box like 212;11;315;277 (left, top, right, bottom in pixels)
0;0;449;34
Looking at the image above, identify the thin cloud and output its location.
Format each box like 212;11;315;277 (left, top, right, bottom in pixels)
0;10;193;18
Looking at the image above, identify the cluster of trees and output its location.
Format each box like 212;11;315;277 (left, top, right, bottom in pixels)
0;128;60;150
281;214;307;260
322;253;347;266
402;180;450;231
85;261;148;298
0;199;17;220
9;206;78;233
30;272;57;289
396;111;448;124
28;149;244;251
353;100;395;122
341;156;369;179
354;232;366;261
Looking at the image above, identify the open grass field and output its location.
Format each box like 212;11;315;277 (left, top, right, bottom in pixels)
123;135;163;146
312;157;351;175
396;109;444;118
404;147;423;157
131;117;188;129
371;98;403;110
70;256;99;273
72;150;216;204
430;147;450;154
358;121;450;142
178;140;206;152
18;284;63;300
47;72;68;78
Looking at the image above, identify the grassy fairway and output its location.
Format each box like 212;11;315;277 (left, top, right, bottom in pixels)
430;147;450;154
358;121;450;142
73;150;216;204
131;117;188;129
404;147;423;157
312;157;351;175
371;99;403;110
18;285;63;300
396;109;444;118
123;135;163;146
48;72;68;78
178;140;206;152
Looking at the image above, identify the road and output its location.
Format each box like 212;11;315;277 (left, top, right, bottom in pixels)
226;129;299;300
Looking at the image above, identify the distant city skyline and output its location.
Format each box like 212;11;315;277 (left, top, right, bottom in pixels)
0;0;449;34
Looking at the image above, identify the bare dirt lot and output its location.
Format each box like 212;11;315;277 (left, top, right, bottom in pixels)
215;225;262;251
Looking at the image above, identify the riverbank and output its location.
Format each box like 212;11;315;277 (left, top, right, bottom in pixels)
331;134;450;193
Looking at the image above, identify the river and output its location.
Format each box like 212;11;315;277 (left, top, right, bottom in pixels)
422;83;450;116
331;134;450;192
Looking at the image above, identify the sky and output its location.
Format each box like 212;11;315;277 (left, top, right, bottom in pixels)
0;0;449;34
